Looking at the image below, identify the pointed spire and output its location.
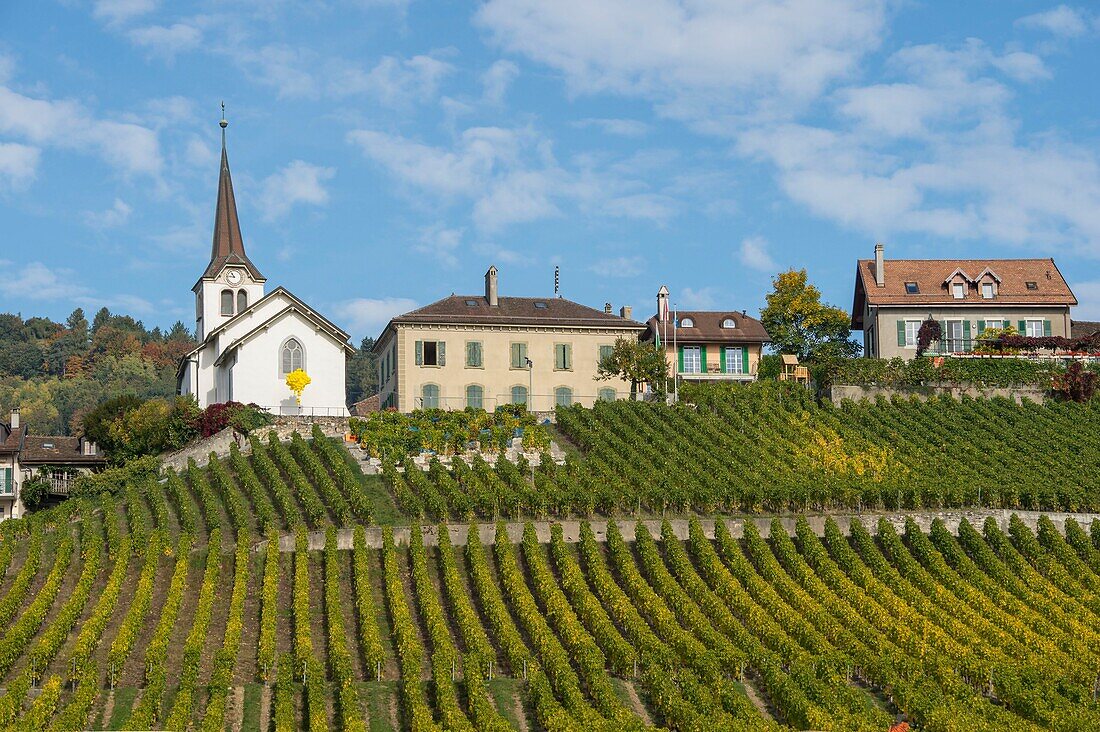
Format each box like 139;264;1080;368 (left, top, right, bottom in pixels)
203;106;263;280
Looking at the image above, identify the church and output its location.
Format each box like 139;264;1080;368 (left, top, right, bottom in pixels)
177;117;353;416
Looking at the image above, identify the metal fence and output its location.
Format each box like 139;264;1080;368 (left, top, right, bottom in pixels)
255;405;350;417
410;392;628;412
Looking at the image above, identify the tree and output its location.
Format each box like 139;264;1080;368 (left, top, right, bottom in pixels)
0;341;44;378
760;269;860;361
166;321;193;342
596;338;669;397
66;308;89;337
346;336;378;406
91;307;111;333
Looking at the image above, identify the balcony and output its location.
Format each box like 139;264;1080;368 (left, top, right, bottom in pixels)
678;365;754;382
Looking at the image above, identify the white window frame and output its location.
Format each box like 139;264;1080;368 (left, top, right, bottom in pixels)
952;282;965;299
280;337;305;376
1025;320;1044;337
945;319;965;351
981;282;994;299
724;346;744;374
682;346;701;374
983;319;1004;332
680;317;694;328
904;319;922;348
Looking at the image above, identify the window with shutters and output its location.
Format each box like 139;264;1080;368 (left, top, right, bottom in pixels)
465;384;484;409
0;468;11;496
1025;320;1044;337
598;388;617;402
465;341;483;368
598;344;614;364
280;338;304;375
724;346;745;374
421;384;440;409
681;346;701;373
983;319;1003;332
554;386;573;406
220;289;234;316
904;319;921;348
510;385;528;405
415;340;445;367
554;343;572;370
510;342;528;369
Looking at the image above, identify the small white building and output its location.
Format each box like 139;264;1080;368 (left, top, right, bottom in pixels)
177;119;352;416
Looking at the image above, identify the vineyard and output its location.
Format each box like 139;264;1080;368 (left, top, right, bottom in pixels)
0;398;1097;729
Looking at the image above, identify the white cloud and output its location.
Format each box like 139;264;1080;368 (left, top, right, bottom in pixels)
589;256;644;278
739;236;776;272
1071;282;1100;320
575;118;650;137
678;286;717;310
83;198;132;229
334;297;419;337
92;0;157;25
258;160;335;221
476;0;888;122
0;262;85;301
232;44;319;99
416;223;464;267
0;142;39;190
481;60;519;104
603;193;676;224
331;54;453;106
128;24;203;59
185;137;215;169
0;86;161;176
1016;5;1090;37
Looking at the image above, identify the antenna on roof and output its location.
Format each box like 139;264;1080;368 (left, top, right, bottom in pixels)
554;265;560;298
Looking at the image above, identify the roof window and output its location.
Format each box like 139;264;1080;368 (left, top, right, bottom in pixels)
904;282;919;294
1025;281;1038;290
721;318;736;328
534;302;548;309
680;317;695;328
464;299;479;307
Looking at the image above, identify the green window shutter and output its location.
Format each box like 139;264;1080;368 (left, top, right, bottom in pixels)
565;344;572;369
719;347;727;372
1043;320;1052;337
510;343;519;368
962;320;971;350
977;319;985;334
700;346;707;371
1018;320;1027;334
741;346;749;374
414;340;423;366
896;320;906;346
678;347;684;373
437;341;446;366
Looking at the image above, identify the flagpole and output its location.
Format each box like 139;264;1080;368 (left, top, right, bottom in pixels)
672;305;678;404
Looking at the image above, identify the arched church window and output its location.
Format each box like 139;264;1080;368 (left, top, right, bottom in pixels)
281;338;304;375
237;290;248;312
220;289;234;316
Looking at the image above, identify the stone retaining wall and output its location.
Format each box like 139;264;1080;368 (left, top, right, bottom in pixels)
828;383;1049;405
160;420;349;473
274;508;1099;552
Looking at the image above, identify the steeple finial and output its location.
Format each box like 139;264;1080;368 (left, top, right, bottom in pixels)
219;101;228;149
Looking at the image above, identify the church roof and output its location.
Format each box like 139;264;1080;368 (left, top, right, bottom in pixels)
199;127;264;283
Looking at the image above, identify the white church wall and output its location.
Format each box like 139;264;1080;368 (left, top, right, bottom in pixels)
229;315;348;416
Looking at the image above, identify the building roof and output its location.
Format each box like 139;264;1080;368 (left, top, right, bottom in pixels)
213;301;356;366
19;436;107;466
641;311;771;344
197;136;263;285
375;295;645;350
350;394;380;416
852;257;1077;328
1072;320;1100;339
0;423;24;454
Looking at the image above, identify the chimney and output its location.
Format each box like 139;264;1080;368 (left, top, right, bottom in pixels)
9;409;18;431
484;265;498;307
603;303;612;314
874;243;885;287
657;285;670;323
619;305;632;320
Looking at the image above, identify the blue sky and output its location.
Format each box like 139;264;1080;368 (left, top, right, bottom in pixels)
2;1;1100;341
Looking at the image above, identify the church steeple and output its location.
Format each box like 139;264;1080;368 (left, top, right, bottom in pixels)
201;107;263;281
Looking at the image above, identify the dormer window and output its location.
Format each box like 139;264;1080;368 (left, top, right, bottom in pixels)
904;282;919;294
952;283;965;299
464;300;478;307
534;302;548;309
681;317;694;328
721;318;736;328
1026;281;1038;290
981;282;994;299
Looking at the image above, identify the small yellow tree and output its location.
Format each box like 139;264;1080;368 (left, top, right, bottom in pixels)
285;369;311;405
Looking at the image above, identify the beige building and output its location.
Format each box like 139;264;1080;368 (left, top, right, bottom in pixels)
641;286;771;383
852;244;1077;359
373;267;645;412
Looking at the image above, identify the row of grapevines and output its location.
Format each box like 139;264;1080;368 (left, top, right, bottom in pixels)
258;528;280;680
292;527;327;732
435;526;494;666
351;526;385;675
207;452;253;534
270;434;327;527
291;432;351;524
249;435;305;528
199;533;252;732
311;424;374;522
273;652;298;732
164;469;198;535
0;525;44;626
380;526;438;730
186;457;224;533
229;442;278;533
323;527;366;732
163;527;225;731
105;534;164;680
125;529;206;729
